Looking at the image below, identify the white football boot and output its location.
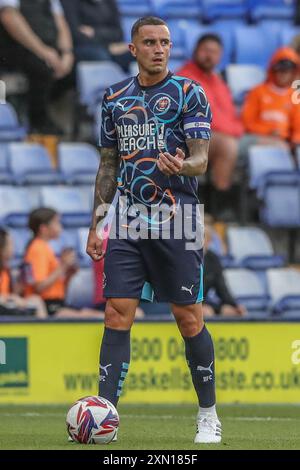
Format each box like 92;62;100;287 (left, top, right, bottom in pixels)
194;410;222;444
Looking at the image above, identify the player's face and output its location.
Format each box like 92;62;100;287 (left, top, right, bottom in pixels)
129;25;171;75
194;40;222;72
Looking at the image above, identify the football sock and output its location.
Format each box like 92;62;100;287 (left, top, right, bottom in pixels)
184;325;216;408
99;327;130;407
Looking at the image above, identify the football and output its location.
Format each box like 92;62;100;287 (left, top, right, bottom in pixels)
66;396;119;444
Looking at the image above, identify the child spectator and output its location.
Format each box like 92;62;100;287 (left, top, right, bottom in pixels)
23;208;77;315
0;227;47;317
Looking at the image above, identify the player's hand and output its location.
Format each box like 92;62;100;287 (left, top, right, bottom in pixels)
86;228;104;262
157;147;185;176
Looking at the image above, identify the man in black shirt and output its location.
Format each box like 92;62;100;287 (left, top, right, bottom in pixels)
61;0;132;71
0;0;74;134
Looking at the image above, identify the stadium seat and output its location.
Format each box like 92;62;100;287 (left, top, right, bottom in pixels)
202;0;248;22
58;143;100;185
267;268;300;317
49;229;79;257
226;64;265;103
9;228;31;268
7;143;63;185
121;16;140;43
280;25;300;46
77;61;127;112
249;0;294;21
151;0;202;19
66;268;95;308
40;186;91;227
167;20;189;59
0;186;39;227
259;172;300;227
0;144;13;184
0;103;26;142
227;226;285;269
117;0;151;16
247;145;295;190
234;26;278;67
224;268;270;313
77;227;92;267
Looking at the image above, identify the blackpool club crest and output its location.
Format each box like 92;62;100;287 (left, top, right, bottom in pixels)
155;96;171;113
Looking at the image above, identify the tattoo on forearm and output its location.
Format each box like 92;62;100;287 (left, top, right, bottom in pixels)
91;147;119;229
181;139;209;177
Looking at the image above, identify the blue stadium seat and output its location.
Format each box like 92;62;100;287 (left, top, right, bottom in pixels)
259;172;300;227
249;0;294;21
66;268;95;308
227;226;285;269
267;268;300;318
224;268;270;313
169;58;185;73
211;20;243;69
167;19;189;59
151;0;202;19
9;228;31;268
0;186;39;227
226;64;265;103
40;186;91;227
121;16;140;43
58;143;100;185
248;146;295;190
0;103;26;142
234;26;278;67
280;25;300;46
0;144;13;184
7;143;63;185
117;0;151;16
77;61;127;112
202;0;248;22
49;229;79;257
77;227;92;267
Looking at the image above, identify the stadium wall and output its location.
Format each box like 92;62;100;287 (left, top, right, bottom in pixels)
0;321;300;404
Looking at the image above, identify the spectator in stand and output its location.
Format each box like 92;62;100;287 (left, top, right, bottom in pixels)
0;0;74;134
203;226;246;318
242;47;300;155
0;228;48;318
61;0;132;72
23;208;104;319
177;34;244;211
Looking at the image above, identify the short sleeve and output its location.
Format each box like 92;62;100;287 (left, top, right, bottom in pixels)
0;0;19;9
25;244;49;284
99;91;118;148
183;82;212;140
50;0;63;15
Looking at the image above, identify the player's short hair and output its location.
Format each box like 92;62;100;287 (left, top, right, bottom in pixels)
195;33;223;50
131;16;168;40
28;208;58;235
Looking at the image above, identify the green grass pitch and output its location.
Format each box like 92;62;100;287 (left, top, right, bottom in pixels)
0;404;299;450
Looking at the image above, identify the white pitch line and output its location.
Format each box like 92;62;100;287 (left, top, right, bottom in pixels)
0;413;297;422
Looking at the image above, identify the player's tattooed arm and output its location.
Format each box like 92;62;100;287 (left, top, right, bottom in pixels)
90;146;119;230
157;139;209;177
180;138;209;176
87;146;119;262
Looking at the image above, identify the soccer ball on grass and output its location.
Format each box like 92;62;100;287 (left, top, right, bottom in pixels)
66;396;119;444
